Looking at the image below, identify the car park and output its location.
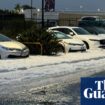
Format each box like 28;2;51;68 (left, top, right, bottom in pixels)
48;30;86;52
48;26;105;49
0;34;29;59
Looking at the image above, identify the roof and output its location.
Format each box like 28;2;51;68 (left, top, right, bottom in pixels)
48;26;80;29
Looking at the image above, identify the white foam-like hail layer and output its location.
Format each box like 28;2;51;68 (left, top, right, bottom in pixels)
0;49;105;88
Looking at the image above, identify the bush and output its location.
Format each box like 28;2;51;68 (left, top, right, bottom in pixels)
17;28;62;55
0;19;25;38
0;15;36;39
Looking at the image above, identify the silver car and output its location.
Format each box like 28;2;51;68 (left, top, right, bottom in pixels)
0;34;29;59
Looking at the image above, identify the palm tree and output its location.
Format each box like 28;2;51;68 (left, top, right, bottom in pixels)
14;4;21;13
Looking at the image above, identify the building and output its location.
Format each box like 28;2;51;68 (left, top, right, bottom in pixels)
23;9;59;21
23;9;105;26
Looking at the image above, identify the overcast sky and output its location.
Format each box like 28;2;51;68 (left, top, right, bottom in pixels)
0;0;105;12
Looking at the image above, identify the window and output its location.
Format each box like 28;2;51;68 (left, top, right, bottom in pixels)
83;27;98;35
94;27;105;34
52;28;74;35
53;31;71;39
73;27;90;35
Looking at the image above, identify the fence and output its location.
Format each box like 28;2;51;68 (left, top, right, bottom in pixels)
31;18;79;28
0;16;79;38
0;16;79;31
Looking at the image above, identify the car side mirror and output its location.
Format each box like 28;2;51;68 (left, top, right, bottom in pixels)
70;32;74;36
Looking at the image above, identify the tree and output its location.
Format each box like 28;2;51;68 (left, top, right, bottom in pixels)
14;4;21;13
22;5;36;10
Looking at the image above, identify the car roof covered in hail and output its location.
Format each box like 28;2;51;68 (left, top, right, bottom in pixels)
0;41;26;50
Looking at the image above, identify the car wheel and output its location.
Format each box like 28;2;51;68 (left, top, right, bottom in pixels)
51;44;65;55
83;41;89;49
25;53;30;57
81;49;86;52
58;45;65;53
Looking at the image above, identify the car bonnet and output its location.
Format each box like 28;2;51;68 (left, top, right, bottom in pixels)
0;41;26;50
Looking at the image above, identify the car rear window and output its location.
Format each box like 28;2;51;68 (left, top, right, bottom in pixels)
82;17;96;21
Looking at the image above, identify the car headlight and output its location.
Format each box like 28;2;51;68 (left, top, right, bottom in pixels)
1;46;10;50
68;43;83;46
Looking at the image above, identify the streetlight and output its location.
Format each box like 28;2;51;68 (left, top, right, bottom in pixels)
42;0;44;28
97;8;101;12
80;5;83;12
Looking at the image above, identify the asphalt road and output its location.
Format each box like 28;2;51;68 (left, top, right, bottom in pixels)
0;68;105;105
0;55;105;105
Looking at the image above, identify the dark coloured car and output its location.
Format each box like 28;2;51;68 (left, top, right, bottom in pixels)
78;16;105;27
80;27;105;38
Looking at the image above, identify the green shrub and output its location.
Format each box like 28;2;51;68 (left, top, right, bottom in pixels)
17;28;62;55
0;19;37;39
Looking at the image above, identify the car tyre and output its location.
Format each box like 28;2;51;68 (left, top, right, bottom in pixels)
25;53;30;58
81;49;86;52
83;41;89;49
58;45;65;53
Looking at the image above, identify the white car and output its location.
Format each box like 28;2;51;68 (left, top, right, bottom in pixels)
48;26;105;49
0;34;29;59
48;30;86;52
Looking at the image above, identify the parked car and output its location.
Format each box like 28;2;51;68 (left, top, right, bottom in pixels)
79;16;102;21
0;34;29;59
81;27;105;38
78;16;105;27
48;26;105;49
48;30;86;52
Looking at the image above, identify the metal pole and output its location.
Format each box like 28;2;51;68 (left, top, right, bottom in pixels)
42;0;44;28
31;0;33;19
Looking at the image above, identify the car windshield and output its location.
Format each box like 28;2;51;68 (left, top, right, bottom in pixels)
53;31;71;39
95;27;105;34
73;27;91;35
0;34;12;41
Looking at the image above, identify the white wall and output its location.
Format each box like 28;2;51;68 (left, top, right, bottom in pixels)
24;9;59;20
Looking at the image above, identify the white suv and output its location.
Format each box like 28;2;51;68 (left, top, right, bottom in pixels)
48;26;105;49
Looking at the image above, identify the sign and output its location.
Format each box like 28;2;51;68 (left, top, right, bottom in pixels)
81;77;105;105
45;0;55;12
